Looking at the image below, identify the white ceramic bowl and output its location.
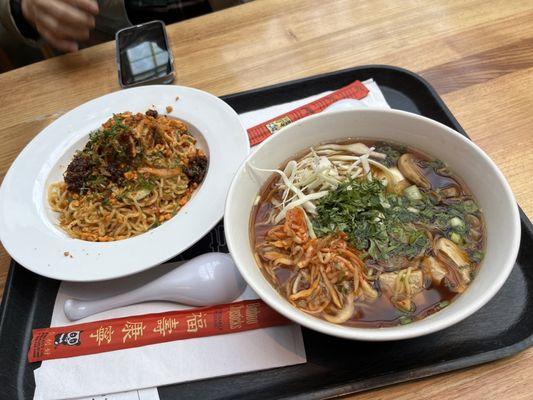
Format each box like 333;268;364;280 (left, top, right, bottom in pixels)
225;109;521;341
0;85;249;282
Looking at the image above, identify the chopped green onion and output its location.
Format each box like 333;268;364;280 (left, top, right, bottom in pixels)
379;193;391;209
404;185;422;202
471;250;484;263
462;200;479;213
450;232;462;244
130;188;151;201
399;316;412;325
450;217;465;230
438;300;450;309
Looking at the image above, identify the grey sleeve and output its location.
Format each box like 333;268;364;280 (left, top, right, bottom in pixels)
0;0;39;47
84;0;132;46
0;0;132;48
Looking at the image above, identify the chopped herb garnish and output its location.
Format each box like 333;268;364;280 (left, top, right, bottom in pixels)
374;144;404;167
470;250;484;263
438;300;450;309
313;179;428;260
138;176;156;191
312;175;482;263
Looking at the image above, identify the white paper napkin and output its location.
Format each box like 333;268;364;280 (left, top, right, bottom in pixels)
33;78;390;400
34;285;305;400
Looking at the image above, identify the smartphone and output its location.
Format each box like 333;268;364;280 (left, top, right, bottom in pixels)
116;20;175;88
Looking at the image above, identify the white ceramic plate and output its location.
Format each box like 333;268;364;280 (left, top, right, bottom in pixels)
225;109;520;340
0;85;249;282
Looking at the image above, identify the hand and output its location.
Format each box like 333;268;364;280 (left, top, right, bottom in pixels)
21;0;99;52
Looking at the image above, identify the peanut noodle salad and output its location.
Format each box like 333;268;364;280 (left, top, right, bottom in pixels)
49;110;208;242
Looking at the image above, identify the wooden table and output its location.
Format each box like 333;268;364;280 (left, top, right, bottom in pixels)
1;0;532;398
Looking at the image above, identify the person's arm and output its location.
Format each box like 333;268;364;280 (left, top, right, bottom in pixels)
22;0;99;52
1;0;99;52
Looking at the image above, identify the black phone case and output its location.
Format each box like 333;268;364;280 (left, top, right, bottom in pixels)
115;20;175;88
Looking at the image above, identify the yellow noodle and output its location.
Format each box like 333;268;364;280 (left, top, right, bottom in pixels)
48;112;206;242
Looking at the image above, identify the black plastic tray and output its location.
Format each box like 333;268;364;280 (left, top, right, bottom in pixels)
1;65;532;400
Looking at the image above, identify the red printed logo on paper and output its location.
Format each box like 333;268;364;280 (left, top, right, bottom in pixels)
266;116;292;134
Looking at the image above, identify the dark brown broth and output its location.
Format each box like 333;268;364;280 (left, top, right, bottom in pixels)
250;139;484;328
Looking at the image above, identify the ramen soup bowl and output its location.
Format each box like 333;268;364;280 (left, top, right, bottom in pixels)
225;109;520;341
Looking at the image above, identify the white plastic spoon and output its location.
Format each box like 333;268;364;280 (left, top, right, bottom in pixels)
64;252;246;321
